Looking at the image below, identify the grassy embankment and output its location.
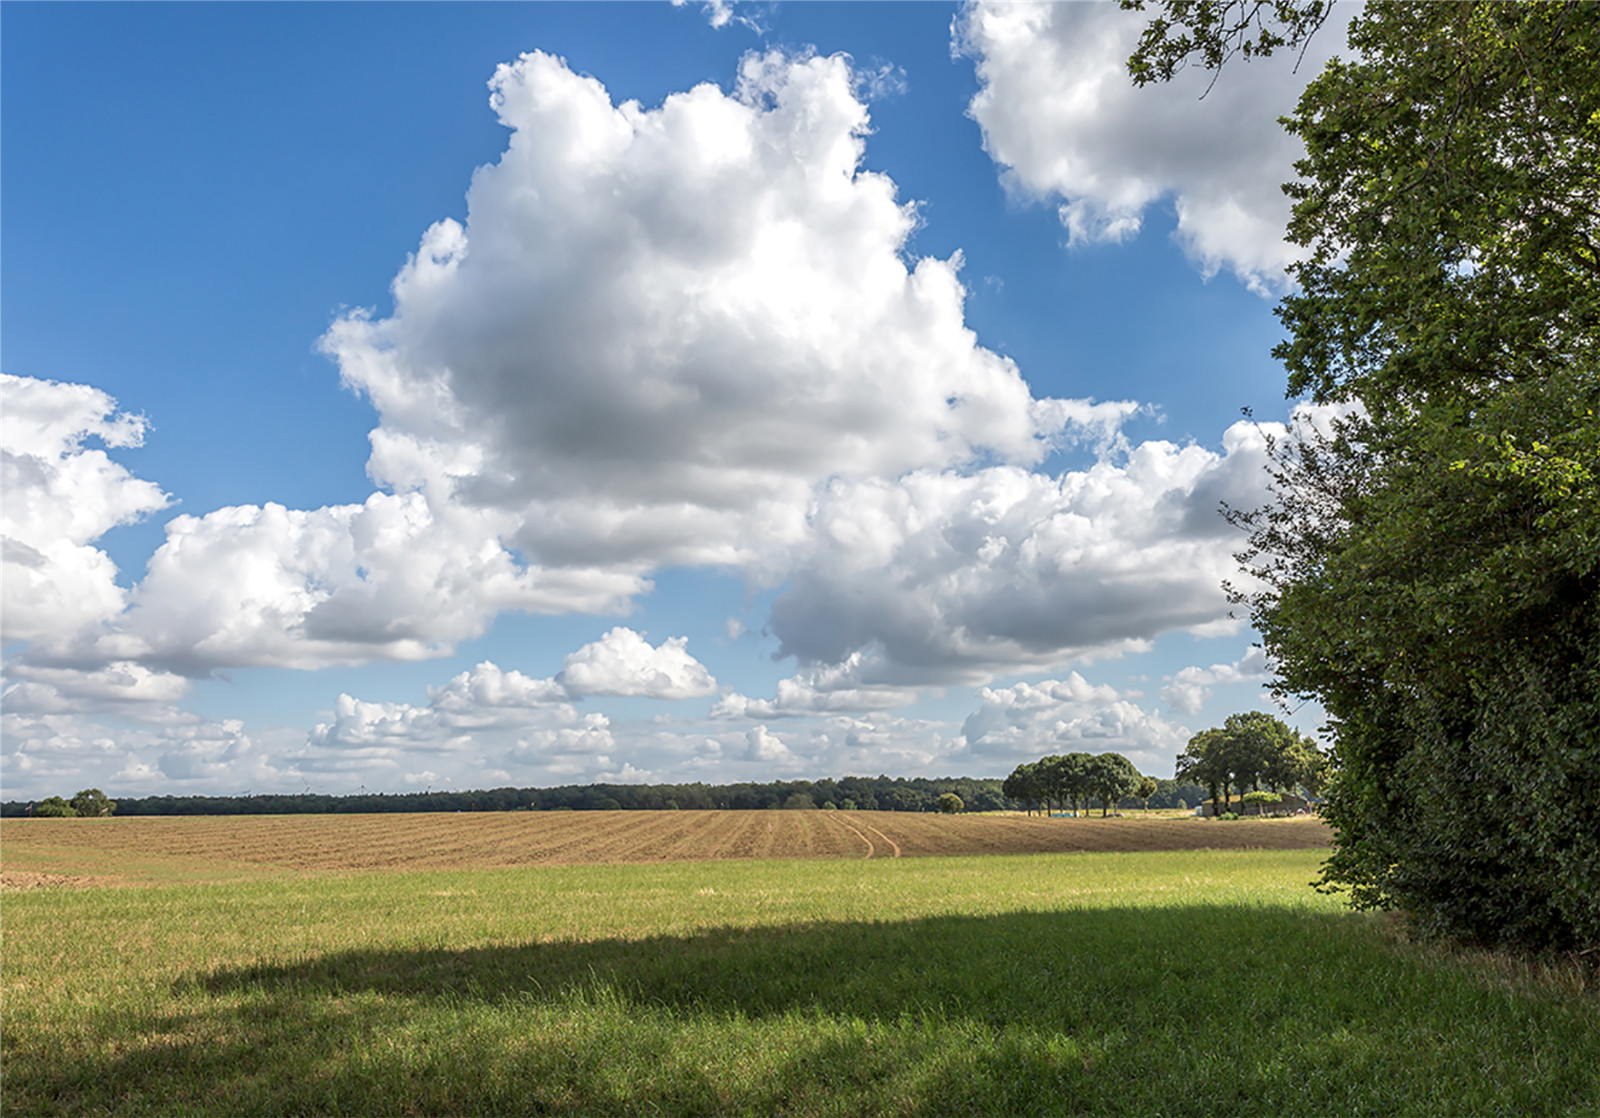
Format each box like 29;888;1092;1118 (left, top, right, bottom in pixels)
4;821;1597;1115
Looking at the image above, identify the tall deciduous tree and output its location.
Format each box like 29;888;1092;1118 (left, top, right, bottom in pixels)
1176;728;1231;813
1002;763;1042;815
69;788;116;818
1135;775;1159;812
1130;0;1600;950
1086;752;1142;816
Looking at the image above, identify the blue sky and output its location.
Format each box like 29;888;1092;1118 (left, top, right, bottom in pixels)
2;1;1347;799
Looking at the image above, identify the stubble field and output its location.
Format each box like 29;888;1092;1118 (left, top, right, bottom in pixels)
4;811;1596;1116
0;809;1330;888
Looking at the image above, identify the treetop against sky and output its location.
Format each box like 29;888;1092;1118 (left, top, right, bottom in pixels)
1;1;1347;800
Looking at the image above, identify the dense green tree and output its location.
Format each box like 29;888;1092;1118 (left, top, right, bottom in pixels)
937;792;965;815
1134;775;1159;812
1086;753;1141;816
69;788;116;818
1035;752;1094;815
1175;729;1231;813
1178;713;1319;812
33;796;76;818
1063;752;1097;815
1130;0;1600;950
1003;763;1043;815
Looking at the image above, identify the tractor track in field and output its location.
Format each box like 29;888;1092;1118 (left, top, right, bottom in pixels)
823;812;876;858
860;820;900;858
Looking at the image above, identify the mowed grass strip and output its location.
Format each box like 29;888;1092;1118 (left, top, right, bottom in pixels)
0;810;1329;887
5;849;1597;1116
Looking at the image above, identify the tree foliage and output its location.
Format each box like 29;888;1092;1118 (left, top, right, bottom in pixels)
1086;753;1142;817
1002;752;1155;815
1132;0;1600;951
1176;713;1323;813
69;788;116;818
33;796;76;818
1121;0;1335;88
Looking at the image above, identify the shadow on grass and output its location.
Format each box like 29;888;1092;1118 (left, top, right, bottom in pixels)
12;905;1600;1115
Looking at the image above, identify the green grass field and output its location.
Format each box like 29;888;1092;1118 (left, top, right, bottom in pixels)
5;849;1597;1115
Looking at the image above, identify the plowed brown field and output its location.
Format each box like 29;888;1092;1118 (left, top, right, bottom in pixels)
0;810;1329;887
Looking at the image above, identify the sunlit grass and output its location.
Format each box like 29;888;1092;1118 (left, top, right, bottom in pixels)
5;851;1597;1115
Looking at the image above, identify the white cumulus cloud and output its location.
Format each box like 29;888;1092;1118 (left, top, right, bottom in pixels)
320;48;1113;577
558;627;716;699
956;1;1348;293
87;495;646;674
767;417;1277;681
1;375;169;648
712;650;922;718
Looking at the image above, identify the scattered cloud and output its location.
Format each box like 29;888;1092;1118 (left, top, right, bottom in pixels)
712;650;922;719
1161;645;1270;714
743;724;792;763
671;0;765;34
3;40;1313;799
2;662;191;718
957;674;1191;774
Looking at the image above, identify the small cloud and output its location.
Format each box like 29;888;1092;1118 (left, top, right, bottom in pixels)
671;0;764;33
744;724;792;762
856;61;908;102
1160;646;1271;714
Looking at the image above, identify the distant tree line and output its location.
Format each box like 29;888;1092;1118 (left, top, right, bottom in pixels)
3;775;1032;818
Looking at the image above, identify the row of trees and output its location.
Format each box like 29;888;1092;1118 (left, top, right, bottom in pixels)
4;775;1010;818
5;772;1225;819
1001;752;1157;817
1127;1;1599;950
1174;713;1327;814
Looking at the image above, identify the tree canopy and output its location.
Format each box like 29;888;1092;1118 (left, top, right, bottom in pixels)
1176;712;1324;813
1131;0;1600;951
1002;751;1157;816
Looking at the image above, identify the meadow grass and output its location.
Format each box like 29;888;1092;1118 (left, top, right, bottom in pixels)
4;850;1597;1115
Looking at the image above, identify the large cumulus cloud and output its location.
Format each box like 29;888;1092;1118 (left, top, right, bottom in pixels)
321;48;1115;575
13;48;1146;685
